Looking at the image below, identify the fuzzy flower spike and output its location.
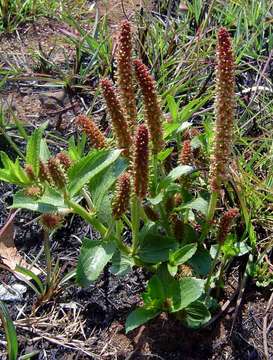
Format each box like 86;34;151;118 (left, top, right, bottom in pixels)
217;208;239;244
76;114;106;149
117;20;137;132
133;59;164;154
133;124;149;199
209;28;235;193
112;172;131;219
101;78;132;158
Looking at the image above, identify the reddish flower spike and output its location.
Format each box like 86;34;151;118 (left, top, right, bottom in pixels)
40;213;63;232
133;124;149;199
179;140;192;166
39;161;52;184
117;20;137;132
56;152;72;170
133;59;164;154
112;172;131;219
47;157;67;189
25;164;35;181
101;78;132;158
209;28;235;193
24;185;42;198
76;114;106;150
217;208;239;244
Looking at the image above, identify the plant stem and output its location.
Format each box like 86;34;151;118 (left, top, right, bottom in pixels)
216;257;228;298
199;191;218;243
43;231;52;290
151;154;159;197
0;127;25;159
82;188;94;211
131;194;140;254
207;191;218;222
115;221;130;255
66;198;107;237
205;244;222;302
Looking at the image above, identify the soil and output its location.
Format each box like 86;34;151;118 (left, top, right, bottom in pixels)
0;1;272;359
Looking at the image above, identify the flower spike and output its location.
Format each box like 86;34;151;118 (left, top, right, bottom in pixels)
76;114;106;150
133;124;149;198
112;172;131;219
47;157;67;189
40;213;63;232
133;59;164;154
179;140;192;166
101;78;132;158
217;208;239;244
117;20;137;132
209;28;235;192
56;152;72;170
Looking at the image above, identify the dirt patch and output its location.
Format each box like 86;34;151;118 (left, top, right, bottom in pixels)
97;0;152;33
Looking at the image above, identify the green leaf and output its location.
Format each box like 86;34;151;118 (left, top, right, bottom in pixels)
189;246;212;276
147;192;164;205
175;277;204;312
39;139;51;161
163;122;180;138
89;157;127;209
0;152;30;186
169;243;197;266
166;95;178;122
178;301;211;328
68;134;87;161
12;187;69;213
179;94;211;123
145;266;204;313
68;149;122;196
181;197;208;216
167;263;178;276
125;307;160;333
26;122;48;176
15;265;44;294
138;230;177;264
76;239;116;287
157;147;174;162
0;301;18;360
177;121;192;133
222;235;251;258
159;165;195;190
110;251;134;276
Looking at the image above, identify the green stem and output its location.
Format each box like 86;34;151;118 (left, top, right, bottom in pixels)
207;191;218;222
43;231;52;291
66;198;107;237
82;188;94;211
0;127;25;159
205;244;222;301
115;221;130;255
131;195;140;254
151;154;158;198
122;214;132;229
199;191;218;243
216;257;228;298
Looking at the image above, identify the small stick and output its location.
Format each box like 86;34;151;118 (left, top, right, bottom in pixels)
263;292;273;360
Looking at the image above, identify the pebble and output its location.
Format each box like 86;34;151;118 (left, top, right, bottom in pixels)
0;283;27;302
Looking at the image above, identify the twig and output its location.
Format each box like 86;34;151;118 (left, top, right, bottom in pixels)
263;291;273;360
230;263;248;335
201;282;239;329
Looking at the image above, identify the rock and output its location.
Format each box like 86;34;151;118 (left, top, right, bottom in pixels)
0;283;27;302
